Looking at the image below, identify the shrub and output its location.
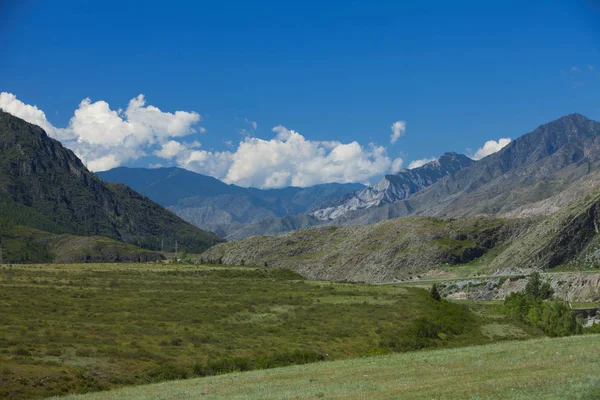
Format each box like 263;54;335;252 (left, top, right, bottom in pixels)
145;364;189;382
430;284;441;301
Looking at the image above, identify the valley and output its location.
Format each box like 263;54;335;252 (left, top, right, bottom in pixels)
0;262;544;399
3;4;599;399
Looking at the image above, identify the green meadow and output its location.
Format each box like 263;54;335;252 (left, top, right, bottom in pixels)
62;334;600;400
0;263;540;399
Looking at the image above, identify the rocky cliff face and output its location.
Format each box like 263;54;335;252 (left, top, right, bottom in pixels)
310;152;473;220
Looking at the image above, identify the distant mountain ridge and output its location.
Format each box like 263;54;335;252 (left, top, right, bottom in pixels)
98;167;363;234
310;152;473;220
0;110;223;255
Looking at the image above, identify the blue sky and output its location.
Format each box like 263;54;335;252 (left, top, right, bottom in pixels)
1;0;599;187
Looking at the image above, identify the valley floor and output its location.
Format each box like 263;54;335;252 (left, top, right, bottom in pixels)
60;335;600;400
0;263;539;399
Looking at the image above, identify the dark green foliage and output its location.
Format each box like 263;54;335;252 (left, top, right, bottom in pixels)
145;364;189;382
191;350;326;377
504;273;581;337
380;298;477;351
524;272;553;299
0;111;224;254
0;216;163;264
430;284;441;301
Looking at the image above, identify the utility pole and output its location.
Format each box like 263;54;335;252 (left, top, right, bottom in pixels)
0;245;3;264
175;239;178;259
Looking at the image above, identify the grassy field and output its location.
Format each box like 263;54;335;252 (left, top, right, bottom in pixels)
61;335;600;400
0;263;540;399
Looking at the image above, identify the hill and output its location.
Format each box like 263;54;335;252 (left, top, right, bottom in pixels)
60;335;600;400
0;110;223;254
201;215;529;281
98;167;363;237
202;184;600;281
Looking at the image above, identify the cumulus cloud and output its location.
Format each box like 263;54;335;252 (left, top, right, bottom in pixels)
0;92;202;171
470;138;511;160
408;157;437;169
2;92;404;188
390;157;404;173
390;121;406;144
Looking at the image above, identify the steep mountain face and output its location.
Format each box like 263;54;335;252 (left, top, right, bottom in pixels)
310;152;473;220
98;167;363;234
0;111;223;253
342;114;600;223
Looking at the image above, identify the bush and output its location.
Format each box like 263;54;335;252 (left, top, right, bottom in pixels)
380;299;476;351
145;364;189;382
430;284;441;301
192;350;326;377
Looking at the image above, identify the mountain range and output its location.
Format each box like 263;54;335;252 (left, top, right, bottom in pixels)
4;108;600;278
98;167;363;237
0;110;223;262
97;114;600;241
199;113;600;282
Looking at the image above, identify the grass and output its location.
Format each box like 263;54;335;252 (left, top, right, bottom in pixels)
0;263;539;399
60;335;600;400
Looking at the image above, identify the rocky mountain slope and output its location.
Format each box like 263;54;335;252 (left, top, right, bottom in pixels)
310;152;473;220
98;167;363;234
201;184;600;283
201;215;530;282
0;110;223;254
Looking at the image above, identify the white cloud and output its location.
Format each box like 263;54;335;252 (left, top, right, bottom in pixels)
571;66;581;73
155;140;188;159
589;65;595;72
161;126;396;188
408;157;437;169
223;127;394;188
391;157;404;173
2;92;403;188
470;138;511;160
390;121;406;144
0;92;202;171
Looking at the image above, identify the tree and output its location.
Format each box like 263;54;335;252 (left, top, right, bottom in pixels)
430;284;441;302
524;272;553;300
